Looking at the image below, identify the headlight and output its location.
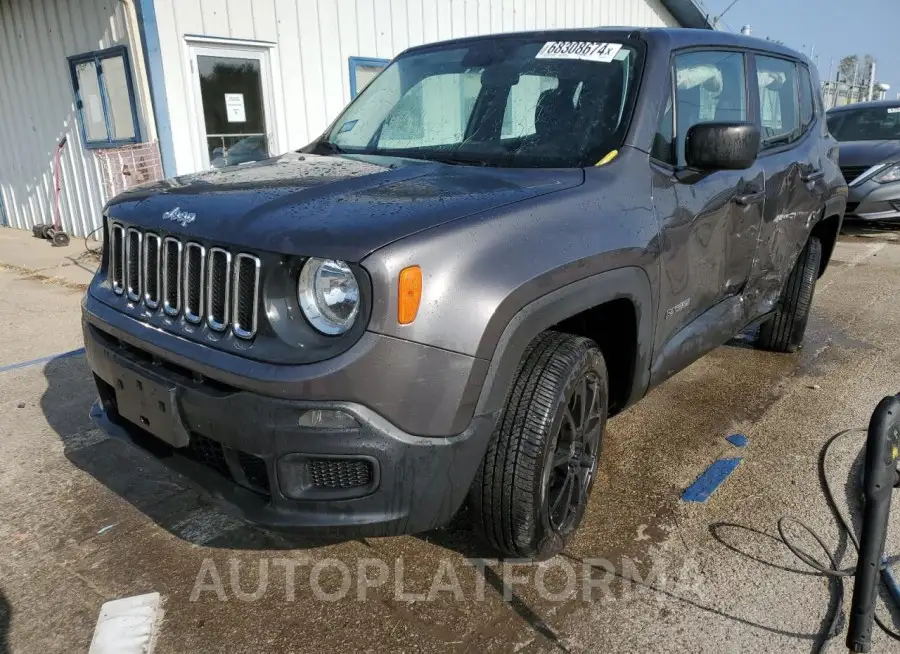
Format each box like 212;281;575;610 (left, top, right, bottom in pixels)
297;258;360;335
873;163;900;184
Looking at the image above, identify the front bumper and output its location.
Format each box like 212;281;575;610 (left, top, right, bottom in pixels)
846;179;900;222
83;312;495;537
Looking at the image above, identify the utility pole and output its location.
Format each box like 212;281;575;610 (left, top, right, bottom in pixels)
867;60;877;101
712;0;742;29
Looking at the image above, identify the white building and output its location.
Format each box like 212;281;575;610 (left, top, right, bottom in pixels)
0;0;710;237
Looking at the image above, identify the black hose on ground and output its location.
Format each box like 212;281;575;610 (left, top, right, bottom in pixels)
777;428;900;651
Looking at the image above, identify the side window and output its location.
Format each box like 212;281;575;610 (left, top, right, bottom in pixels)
798;64;816;130
673;50;747;166
651;73;675;164
756;55;800;146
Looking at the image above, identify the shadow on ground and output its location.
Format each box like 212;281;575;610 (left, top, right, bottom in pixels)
0;588;9;654
39;354;369;551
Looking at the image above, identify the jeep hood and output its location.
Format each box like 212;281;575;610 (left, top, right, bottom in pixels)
836;139;900;168
105;153;583;261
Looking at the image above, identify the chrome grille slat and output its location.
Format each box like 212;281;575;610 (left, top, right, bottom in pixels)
183;242;206;324
108;225;260;339
109;223;125;295
125;228;142;302
143;233;161;309
233;254;261;340
162;237;183;316
206;248;231;332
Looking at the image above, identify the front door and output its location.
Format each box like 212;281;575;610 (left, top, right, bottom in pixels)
745;54;828;315
652;48;765;357
187;43;277;170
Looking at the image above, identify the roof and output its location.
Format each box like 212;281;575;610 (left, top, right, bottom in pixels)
827;99;900;113
404;27;807;64
659;0;713;30
645;28;807;61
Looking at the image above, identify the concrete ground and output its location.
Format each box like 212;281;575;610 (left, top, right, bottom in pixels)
1;226;900;653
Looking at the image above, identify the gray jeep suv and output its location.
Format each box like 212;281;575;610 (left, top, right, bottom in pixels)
83;28;846;559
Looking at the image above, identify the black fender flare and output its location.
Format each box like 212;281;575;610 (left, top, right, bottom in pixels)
473;266;655;419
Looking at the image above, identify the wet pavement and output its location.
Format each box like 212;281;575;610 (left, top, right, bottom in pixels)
1;230;900;652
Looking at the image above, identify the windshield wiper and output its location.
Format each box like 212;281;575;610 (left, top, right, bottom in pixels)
425;153;500;167
309;140;347;156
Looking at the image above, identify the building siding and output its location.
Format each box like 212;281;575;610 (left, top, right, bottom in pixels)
153;0;679;177
0;0;156;237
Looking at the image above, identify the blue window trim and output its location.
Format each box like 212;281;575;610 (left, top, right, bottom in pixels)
348;56;390;98
68;46;142;150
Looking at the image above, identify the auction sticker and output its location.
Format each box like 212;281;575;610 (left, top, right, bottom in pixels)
535;41;623;62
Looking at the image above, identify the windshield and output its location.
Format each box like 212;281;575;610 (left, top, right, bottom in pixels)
827;106;900;141
321;38;643;167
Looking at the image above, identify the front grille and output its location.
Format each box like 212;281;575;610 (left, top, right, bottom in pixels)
143;234;161;308
109;223;125;294
841;166;869;185
233;254;260;339
206;248;231;331
184;243;205;324
307;458;373;490
162;237;182;315
109;223;261;339
125;228;142;301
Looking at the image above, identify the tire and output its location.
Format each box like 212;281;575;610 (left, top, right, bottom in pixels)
469;331;609;560
757;236;822;353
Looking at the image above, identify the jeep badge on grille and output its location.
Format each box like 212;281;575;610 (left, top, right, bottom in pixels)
162;207;196;227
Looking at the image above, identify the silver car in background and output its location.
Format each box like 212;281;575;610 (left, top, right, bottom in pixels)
827;100;900;222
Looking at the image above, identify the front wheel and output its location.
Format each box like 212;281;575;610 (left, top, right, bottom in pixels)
757;236;822;353
469;331;609;560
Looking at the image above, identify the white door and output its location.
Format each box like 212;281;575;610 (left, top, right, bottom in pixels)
186;42;278;170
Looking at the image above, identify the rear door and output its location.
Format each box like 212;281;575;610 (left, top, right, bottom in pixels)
744;55;827;313
651;48;766;355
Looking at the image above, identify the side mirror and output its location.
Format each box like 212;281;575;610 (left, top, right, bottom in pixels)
685;122;760;170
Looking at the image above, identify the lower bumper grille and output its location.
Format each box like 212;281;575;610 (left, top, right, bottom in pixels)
307;458;373;489
183;434;272;496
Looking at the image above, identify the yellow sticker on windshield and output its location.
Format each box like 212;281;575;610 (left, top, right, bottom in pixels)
535;41;622;63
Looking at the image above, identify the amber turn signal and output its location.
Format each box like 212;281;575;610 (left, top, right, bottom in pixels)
398;266;422;325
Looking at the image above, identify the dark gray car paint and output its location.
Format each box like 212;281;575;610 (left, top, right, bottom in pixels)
105;153;583;263
84;29;847;533
92;28;845;437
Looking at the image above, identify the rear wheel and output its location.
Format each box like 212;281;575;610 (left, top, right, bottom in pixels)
757;236;822;353
469;331;608;560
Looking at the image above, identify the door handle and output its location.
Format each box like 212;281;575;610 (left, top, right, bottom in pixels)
734;190;765;206
801;170;825;183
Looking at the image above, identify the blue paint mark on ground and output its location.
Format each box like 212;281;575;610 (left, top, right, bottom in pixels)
682;458;743;503
0;348;86;374
726;433;748;448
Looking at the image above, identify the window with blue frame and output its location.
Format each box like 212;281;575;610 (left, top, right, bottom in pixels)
349;57;389;98
68;46;141;149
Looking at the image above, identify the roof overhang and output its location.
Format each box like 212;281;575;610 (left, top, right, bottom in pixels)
660;0;714;29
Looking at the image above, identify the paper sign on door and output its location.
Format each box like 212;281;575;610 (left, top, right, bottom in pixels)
225;93;246;123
